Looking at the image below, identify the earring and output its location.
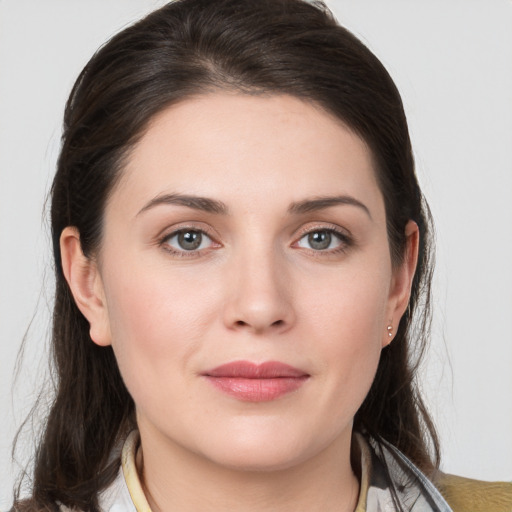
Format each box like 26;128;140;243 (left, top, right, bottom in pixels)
387;325;393;338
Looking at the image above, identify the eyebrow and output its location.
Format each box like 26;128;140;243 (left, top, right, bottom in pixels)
137;192;371;219
288;195;372;219
137;193;229;216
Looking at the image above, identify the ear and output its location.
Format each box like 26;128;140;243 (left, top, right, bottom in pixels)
383;220;419;347
60;226;112;347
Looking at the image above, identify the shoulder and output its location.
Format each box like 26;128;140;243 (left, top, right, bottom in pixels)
433;472;512;512
355;432;512;512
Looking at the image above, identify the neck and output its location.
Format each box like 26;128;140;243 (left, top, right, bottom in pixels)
136;427;359;512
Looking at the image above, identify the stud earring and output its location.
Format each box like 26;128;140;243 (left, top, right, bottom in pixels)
387;325;393;338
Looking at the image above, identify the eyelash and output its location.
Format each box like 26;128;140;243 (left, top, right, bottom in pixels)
293;225;353;256
158;224;353;258
159;226;220;258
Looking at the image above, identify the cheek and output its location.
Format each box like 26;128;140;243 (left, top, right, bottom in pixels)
101;264;219;397
298;261;390;404
313;288;384;386
105;259;216;340
301;261;391;345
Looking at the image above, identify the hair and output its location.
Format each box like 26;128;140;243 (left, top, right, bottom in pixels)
13;0;439;509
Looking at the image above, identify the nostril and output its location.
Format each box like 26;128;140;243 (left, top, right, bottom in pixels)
233;319;284;329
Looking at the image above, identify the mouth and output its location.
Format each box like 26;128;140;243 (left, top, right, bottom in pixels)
202;360;310;402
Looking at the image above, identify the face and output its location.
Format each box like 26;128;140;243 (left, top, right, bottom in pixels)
66;93;414;472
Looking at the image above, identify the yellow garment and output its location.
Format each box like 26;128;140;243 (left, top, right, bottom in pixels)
434;472;512;512
121;431;152;512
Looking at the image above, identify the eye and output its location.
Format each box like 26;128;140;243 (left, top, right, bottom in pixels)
163;229;214;252
296;229;345;251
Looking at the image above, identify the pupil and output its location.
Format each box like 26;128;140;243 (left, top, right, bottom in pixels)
308;231;331;250
178;231;202;250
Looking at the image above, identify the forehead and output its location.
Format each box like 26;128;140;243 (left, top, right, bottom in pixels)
109;93;384;219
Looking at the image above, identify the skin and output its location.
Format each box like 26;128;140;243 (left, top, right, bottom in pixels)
61;93;418;512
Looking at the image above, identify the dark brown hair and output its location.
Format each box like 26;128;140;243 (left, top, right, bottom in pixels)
14;0;438;509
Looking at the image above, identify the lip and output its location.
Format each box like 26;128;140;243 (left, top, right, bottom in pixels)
202;360;310;402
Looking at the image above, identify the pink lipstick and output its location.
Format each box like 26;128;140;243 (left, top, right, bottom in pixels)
203;361;309;402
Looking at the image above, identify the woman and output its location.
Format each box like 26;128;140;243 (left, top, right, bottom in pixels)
10;0;512;511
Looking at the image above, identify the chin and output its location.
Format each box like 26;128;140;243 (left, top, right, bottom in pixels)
194;426;323;473
205;446;309;473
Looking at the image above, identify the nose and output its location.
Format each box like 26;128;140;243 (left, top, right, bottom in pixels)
222;247;295;335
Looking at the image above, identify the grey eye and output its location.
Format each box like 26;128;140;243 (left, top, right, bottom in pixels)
177;230;202;250
308;231;331;250
165;230;212;252
297;229;343;251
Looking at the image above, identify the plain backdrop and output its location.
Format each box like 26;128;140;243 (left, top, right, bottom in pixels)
1;0;511;506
